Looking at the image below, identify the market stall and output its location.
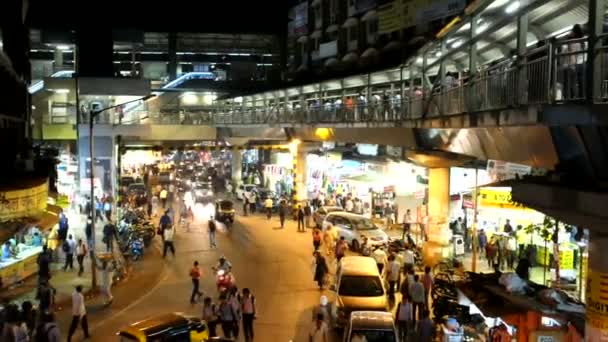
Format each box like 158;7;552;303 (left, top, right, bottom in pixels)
0;179;59;288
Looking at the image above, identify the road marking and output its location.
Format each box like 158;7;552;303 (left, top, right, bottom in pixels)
89;260;170;332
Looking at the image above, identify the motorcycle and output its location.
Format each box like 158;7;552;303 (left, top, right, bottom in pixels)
130;237;144;261
214;268;236;296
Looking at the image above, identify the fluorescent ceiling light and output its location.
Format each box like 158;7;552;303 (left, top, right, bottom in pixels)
451;40;463;48
54;89;70;94
435;51;442;57
505;1;519;13
56;45;70;51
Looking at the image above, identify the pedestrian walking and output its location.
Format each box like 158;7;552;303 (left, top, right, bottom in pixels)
62;235;76;271
217;294;239;339
162;224;176;258
97;259;115;306
76;239;87;277
386;254;400;298
478;229;488;257
313;251;329;290
309;313;329;342
240;288;256;342
296;204;305;232
36;279;56;313
201;297;218;337
227;288;241;340
160;188;168;208
278;201;287;228
372;246;388;274
103;200;112;221
409;275;426;322
67;285;90;341
85;218;93;248
36;311;61;342
103;222;115;252
264;197;273;219
248;192;256;214
422;266;433;309
58;210;69;242
208;219;217;248
243;197;249;216
506;235;518;269
416;310;435;342
95;198;104;222
37;245;51;283
395;295;414;342
323;224;337;257
312;228;322;251
335;236;348;263
304;201;312;228
189;261;203;304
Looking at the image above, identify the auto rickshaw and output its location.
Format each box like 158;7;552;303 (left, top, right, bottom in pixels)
215;199;235;224
117;312;209;341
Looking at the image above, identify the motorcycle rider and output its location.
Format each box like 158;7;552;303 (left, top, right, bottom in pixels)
215;256;233;273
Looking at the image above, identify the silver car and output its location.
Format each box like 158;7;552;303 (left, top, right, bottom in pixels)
312;206;343;228
322;212;389;251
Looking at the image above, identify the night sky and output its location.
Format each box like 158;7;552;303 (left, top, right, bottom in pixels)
27;0;288;34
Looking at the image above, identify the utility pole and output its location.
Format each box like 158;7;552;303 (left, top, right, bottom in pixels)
471;168;479;273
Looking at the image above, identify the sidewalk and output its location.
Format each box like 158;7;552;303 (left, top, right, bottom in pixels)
2;204;166;334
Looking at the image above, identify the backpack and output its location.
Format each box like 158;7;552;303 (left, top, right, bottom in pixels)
62;240;70;253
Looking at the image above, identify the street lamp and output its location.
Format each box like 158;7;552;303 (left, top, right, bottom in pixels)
87;94;154;289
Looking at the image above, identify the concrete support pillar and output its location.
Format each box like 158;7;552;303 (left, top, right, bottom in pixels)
424;168;452;264
231;150;243;187
54;49;64;72
587;0;605;102
516;0;529;104
586;232;608;341
294;146;307;201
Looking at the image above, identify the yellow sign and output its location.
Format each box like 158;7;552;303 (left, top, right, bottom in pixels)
587;270;608;316
480;188;512;205
0;181;48;221
378;0;417;34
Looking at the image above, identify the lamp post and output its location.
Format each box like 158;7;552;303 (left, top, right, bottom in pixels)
88;94;154;289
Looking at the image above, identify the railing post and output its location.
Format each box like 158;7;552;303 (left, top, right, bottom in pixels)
409;64;416;119
439;39;447;116
516;0;529;105
366;73;371;121
588;0;605;103
400;66;405;120
468;15;479;112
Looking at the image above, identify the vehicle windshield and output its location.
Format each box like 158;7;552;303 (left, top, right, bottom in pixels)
338;276;384;297
351;218;376;231
128;184;146;193
219;201;233;210
350;330;397;342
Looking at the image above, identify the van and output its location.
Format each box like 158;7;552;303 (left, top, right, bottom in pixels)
331;256;387;328
343;311;398;342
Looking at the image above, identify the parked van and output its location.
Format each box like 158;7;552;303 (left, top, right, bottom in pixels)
331;256;387;328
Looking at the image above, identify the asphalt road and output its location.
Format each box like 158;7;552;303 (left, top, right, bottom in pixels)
86;197;338;342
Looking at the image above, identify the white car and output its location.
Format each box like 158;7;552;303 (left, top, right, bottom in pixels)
236;184;257;201
322;212;389;251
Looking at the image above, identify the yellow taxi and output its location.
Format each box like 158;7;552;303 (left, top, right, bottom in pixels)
117;313;209;341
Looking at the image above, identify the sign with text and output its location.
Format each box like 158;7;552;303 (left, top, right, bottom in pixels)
486;160;532;182
0;181;48;221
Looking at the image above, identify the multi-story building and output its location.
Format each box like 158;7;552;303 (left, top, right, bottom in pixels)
286;0;469;81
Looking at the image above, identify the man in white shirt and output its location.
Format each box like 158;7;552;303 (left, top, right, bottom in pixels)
372;247;388;274
506;236;518;269
160;188;168;208
309;313;329;342
386;255;401;298
163;225;176;258
264;198;273;219
402;246;415;272
67;285;90;341
63;234;77;271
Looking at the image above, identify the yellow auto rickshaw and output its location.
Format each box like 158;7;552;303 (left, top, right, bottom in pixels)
117;312;209;341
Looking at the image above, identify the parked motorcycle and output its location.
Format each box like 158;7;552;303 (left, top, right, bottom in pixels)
129;237;144;261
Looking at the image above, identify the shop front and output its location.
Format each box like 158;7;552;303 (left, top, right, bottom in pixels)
0;179;60;288
262;151;293;196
